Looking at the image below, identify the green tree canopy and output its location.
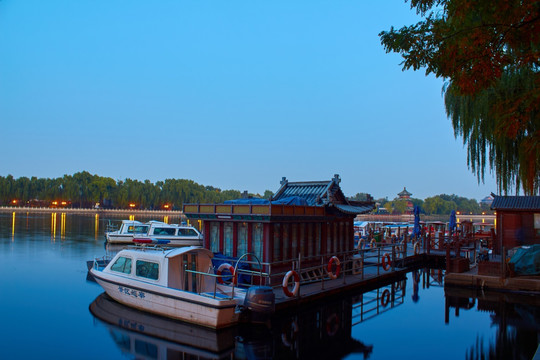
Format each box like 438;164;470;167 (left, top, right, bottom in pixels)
380;0;540;195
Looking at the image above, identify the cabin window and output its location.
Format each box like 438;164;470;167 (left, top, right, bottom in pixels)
340;222;345;253
136;260;159;280
111;256;132;274
326;223;331;255
252;223;263;261
273;223;281;261
316;223;321;255
333;223;338;253
307;223;314;258
153;227;175;235
282;224;290;260
224;222;234;257
237;222;248;257
128;225;148;234
178;228;198;237
299;223;305;257
291;224;298;258
209;222;219;253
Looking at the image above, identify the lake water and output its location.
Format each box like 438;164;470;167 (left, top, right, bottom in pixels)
1;211;538;359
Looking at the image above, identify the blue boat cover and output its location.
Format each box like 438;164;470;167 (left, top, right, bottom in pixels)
224;196;308;206
509;245;540;275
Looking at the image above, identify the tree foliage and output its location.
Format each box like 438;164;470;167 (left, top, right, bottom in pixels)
380;0;540;195
0;172;249;209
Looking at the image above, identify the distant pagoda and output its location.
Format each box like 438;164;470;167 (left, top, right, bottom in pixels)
397;187;412;199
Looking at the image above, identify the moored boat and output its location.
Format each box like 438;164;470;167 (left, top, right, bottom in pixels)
105;220;203;247
89;246;275;329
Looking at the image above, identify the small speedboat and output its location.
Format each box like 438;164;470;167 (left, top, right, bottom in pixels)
105;220;203;247
89;246;275;329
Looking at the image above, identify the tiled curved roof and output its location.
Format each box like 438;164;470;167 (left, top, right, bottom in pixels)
491;196;540;210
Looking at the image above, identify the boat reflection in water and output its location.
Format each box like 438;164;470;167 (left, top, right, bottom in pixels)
445;286;540;360
90;293;239;359
89;278;409;359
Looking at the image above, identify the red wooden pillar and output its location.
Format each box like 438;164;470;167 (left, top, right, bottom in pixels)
232;223;238;257
204;221;211;249
219;222;224;253
247;223;253;253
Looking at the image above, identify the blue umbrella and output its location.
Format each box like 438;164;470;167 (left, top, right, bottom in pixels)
449;210;457;236
411;205;421;239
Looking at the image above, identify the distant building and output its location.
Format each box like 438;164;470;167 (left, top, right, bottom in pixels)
397;187;414;213
480;195;494;207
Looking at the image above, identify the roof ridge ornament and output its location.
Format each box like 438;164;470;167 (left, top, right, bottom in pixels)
280;177;288;186
333;174;341;185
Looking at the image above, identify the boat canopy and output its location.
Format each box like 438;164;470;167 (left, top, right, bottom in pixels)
164;246;213;259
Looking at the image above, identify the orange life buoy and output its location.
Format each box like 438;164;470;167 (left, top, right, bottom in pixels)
352;258;363;275
216;263;236;285
414;242;420;255
380;289;390;307
382;253;391;271
281;319;298;348
327;256;341;279
282;270;300;297
326;313;339;336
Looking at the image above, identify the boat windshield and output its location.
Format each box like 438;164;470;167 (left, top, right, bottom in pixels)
127;225;149;234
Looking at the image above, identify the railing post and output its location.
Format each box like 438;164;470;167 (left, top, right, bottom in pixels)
377;247;380;276
446;244;451;273
391;245;395;271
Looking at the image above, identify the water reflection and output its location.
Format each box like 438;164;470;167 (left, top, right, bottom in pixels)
89;278;411;359
11;211;16;240
94;213;99;240
90;293;238;359
51;212;57;240
445;287;540;360
61;212;66;240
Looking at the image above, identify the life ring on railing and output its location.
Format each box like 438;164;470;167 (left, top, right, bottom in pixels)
216;263;236;285
399;240;405;253
327;256;341;280
281;319;298;348
352;258;363;275
382;253;391;271
414;242;420;255
282;270;300;297
326;313;339;336
380;289;390;307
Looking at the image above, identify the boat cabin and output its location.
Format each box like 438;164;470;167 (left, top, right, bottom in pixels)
183;175;374;284
105;246;215;293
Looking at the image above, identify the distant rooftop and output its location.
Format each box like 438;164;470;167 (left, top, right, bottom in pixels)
398;187;412;198
272;174;374;214
491;195;540;211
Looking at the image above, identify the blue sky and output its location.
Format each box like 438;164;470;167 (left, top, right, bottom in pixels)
0;0;497;201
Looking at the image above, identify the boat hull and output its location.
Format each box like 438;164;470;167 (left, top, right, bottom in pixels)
90;269;240;329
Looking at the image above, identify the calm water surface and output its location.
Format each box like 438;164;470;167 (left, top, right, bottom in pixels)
0;212;538;359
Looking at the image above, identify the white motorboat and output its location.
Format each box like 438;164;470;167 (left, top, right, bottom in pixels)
105;220;203;247
105;220;150;243
89;246;274;329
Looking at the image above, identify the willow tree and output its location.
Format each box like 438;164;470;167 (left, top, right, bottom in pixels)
380;0;540;195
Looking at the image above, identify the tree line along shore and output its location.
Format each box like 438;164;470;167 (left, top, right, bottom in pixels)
1;172;493;215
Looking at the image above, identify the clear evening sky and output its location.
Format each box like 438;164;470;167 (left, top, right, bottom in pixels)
0;0;498;201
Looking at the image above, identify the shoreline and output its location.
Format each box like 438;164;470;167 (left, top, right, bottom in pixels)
1;206;495;222
0;206;183;216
